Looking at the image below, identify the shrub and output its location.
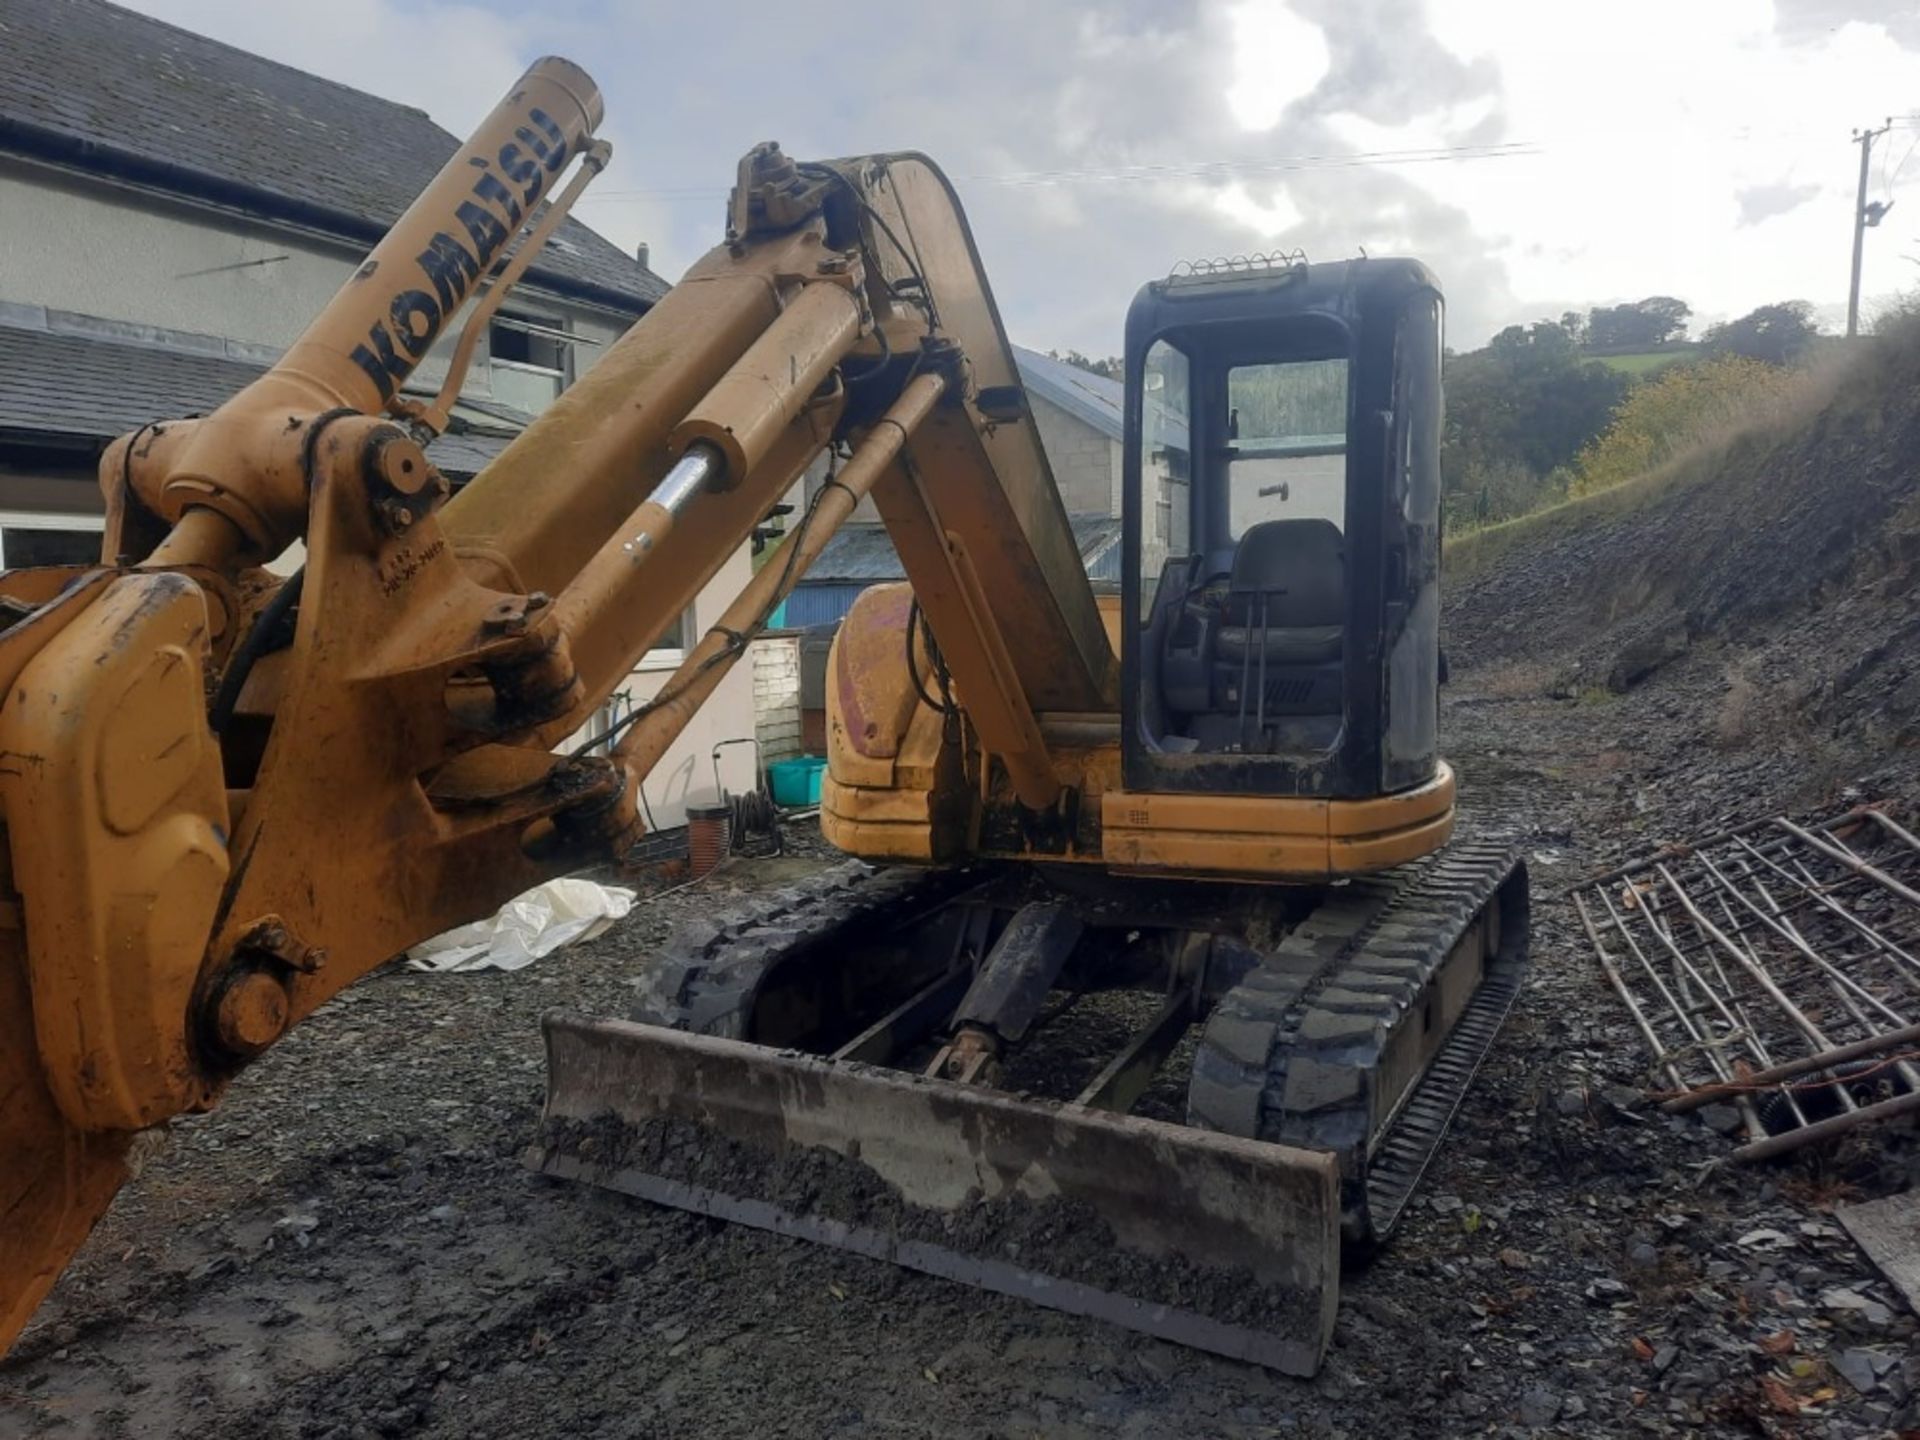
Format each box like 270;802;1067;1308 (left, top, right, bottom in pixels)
1569;356;1802;497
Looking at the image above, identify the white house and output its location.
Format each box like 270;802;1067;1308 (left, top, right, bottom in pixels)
0;0;763;828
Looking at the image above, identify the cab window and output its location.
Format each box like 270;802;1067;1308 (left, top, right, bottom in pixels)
1225;357;1348;536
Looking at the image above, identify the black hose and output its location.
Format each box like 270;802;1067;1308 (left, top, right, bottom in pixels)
209;567;303;735
206;407;358;734
839;319;893;385
906;597;941;714
727;786;780;854
904;596;957;721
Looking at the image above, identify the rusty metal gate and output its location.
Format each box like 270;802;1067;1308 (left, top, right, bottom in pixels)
1577;806;1920;1160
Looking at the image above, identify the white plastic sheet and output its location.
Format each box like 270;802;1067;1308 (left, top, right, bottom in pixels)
407;877;636;973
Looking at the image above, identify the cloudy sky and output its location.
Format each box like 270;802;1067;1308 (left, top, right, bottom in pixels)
127;0;1920;355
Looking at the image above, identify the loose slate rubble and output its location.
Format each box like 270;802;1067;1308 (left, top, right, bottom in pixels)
1838;1189;1920;1318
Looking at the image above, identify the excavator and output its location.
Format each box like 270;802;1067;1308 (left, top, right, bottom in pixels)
0;58;1525;1377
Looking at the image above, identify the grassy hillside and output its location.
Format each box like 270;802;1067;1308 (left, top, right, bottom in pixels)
1591;348;1693;376
1444;308;1920;695
1444;459;1705;589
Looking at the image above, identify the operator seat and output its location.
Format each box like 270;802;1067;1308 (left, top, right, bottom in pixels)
1214;519;1346;666
1202;517;1346;749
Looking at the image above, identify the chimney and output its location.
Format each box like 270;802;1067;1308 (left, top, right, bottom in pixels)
636;241;651;270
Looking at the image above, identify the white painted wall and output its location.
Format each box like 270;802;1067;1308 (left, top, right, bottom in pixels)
752;635;803;765
0;160;632;396
2;159;763;826
579;546;762;830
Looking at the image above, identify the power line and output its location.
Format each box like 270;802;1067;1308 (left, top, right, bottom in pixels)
1886;130;1920;199
968;141;1539;187
576;140;1542;206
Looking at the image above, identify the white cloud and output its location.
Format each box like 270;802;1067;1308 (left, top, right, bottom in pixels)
112;0;1920;352
1208;180;1306;238
1225;1;1332;130
1410;1;1920;326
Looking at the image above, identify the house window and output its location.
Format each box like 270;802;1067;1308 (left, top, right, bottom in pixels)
647;607;696;661
0;512;104;568
489;311;575;414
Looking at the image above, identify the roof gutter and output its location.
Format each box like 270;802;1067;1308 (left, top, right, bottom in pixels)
0;114;660;316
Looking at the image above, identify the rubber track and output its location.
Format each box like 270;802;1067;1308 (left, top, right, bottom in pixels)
636;843;1524;1249
630;861;973;1038
1187;835;1526;1246
1363;959;1523;1240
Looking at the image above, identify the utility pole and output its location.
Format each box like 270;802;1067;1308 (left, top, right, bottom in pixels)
1848;119;1894;338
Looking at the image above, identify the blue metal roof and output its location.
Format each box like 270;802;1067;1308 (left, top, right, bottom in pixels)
1073;512;1123;580
1010;345;1190;454
1011;346;1125;442
781;583;871;629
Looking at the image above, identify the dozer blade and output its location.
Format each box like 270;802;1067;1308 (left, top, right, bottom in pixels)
531;1012;1341;1375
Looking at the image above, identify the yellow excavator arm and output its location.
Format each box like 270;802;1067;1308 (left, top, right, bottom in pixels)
0;59;1113;1352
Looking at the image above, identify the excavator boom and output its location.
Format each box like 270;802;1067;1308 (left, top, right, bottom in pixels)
0;57;1134;1354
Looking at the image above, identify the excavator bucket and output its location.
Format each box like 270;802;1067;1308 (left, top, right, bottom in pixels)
531;1014;1341;1375
0;922;135;1351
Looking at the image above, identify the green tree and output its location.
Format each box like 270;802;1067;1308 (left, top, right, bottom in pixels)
1586;296;1691;350
1442;324;1631;522
1486;317;1582;365
1227;360;1345;439
1702;301;1820;365
1051;349;1123;380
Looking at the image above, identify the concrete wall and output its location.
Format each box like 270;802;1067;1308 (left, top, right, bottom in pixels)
1029;394;1118;516
751;634;803;764
0;160;633;396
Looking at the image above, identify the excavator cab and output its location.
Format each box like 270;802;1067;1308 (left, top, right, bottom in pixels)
1122;257;1443;800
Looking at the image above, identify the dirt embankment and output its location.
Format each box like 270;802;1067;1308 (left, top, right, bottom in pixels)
1448;320;1920;759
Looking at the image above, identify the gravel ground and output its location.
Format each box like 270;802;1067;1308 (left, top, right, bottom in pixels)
6;355;1920;1435
4;661;1915;1438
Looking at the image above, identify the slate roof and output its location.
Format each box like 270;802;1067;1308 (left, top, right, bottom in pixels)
1011;346;1124;442
0;312;520;476
0;0;667;311
805;514;1121;586
799;524;914;584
